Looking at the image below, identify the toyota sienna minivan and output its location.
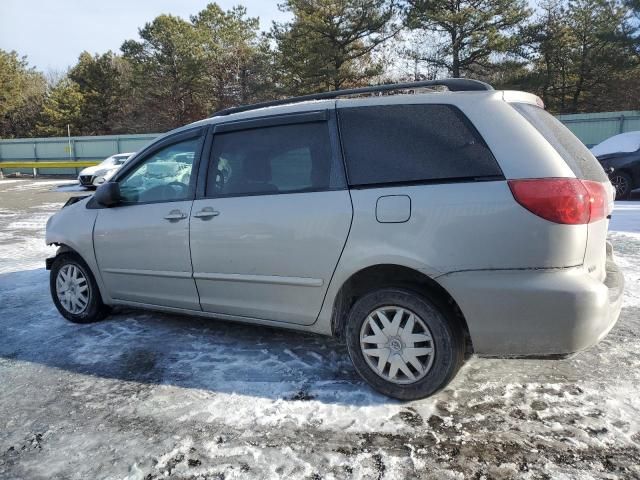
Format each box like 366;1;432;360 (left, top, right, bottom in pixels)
46;79;624;400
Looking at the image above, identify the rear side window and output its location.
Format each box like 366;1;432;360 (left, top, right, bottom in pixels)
206;122;342;197
338;104;502;186
512;103;608;182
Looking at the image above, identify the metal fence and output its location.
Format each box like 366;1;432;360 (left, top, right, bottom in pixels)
0;133;159;176
1;110;639;176
556;111;640;147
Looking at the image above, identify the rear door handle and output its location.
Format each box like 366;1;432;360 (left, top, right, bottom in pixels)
164;209;188;221
193;207;220;219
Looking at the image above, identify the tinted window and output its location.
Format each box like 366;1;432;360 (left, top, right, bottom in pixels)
207;122;339;196
338;104;501;186
118;137;198;203
512;103;608;182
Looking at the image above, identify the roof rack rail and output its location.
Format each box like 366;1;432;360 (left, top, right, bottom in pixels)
210;78;493;118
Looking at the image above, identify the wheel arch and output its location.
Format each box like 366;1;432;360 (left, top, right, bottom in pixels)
330;264;473;355
55;243;76;256
48;243;112;305
47;243;89;265
46;243;81;270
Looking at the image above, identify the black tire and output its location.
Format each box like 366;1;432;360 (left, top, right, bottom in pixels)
50;253;110;323
610;170;633;200
345;288;464;400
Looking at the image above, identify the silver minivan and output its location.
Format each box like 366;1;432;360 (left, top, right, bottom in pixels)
46;79;624;400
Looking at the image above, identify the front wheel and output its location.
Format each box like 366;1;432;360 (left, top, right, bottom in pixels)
345;288;464;400
50;254;110;323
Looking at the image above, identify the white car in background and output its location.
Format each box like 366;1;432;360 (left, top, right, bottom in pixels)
78;153;135;189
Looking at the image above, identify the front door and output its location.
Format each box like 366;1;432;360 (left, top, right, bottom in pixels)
190;113;352;325
94;131;203;310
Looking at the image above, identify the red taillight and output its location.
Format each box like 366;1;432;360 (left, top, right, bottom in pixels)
508;178;608;225
581;180;608;222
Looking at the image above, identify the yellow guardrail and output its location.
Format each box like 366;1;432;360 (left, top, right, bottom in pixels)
0;161;100;168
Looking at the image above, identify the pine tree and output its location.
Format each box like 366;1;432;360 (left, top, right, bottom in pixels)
121;14;207;131
519;0;575;110
35;78;84;137
68;51;130;135
191;4;275;111
565;0;637;111
405;0;530;78
512;0;639;112
0;50;46;138
272;0;399;93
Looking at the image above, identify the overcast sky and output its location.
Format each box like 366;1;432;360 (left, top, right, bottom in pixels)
0;0;290;72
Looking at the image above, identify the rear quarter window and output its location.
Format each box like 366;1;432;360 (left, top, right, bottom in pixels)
337;104;502;186
512;103;608;182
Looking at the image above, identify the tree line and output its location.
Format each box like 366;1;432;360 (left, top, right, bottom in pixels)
1;0;638;138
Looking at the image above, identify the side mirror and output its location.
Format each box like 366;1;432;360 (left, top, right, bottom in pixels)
94;182;122;207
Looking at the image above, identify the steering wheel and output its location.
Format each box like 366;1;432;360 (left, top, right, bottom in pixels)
139;182;188;202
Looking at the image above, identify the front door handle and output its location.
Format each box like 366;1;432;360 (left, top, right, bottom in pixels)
193;207;220;219
164;209;187;221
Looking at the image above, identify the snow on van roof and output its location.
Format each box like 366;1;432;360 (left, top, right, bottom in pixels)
590;131;640;156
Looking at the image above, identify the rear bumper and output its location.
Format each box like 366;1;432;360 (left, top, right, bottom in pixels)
438;246;624;357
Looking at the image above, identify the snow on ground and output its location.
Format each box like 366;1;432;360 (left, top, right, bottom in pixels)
609;201;640;234
0;179;639;479
0;181;62;274
1;179;73;192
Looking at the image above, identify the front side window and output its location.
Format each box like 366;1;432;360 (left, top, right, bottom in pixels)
338;104;502;186
118;137;200;203
206;122;337;197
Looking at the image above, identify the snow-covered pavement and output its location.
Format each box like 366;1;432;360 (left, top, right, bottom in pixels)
1;179;639;479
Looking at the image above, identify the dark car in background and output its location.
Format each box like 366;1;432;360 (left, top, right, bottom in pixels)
591;132;640;200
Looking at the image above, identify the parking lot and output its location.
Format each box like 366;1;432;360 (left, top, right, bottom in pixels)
1;178;639;479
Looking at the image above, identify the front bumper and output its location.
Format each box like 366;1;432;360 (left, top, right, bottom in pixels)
438;247;624;357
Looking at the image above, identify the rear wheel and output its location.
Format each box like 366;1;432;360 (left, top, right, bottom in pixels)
50;254;110;323
345;288;464;400
610;171;632;200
